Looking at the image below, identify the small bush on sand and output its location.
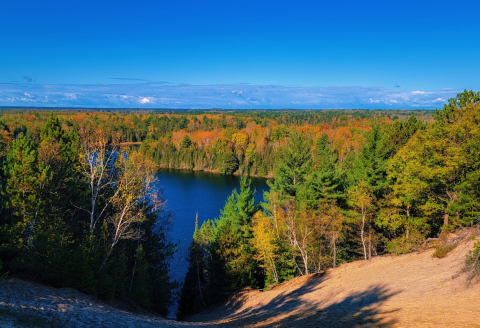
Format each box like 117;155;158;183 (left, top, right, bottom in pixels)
432;232;456;258
386;231;424;255
464;241;480;285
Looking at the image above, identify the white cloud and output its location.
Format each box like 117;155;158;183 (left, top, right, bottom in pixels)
0;82;459;109
65;93;77;100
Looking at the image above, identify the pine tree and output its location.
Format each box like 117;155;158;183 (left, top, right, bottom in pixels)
268;132;311;197
2;133;50;253
130;245;152;309
351;124;390;198
300;134;343;209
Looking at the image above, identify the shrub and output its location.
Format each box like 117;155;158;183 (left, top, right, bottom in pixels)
386;232;423;255
464;241;480;285
432;232;456;258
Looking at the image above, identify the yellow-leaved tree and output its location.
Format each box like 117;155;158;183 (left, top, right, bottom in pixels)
251;211;280;285
101;149;161;269
348;181;373;260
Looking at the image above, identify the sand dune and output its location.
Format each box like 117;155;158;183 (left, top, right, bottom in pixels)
1;233;478;327
189;233;479;327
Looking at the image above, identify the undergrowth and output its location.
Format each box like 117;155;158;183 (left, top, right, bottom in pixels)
464;240;480;286
432;232;456;258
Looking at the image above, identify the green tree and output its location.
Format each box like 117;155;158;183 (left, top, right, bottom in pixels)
348;181;373;260
178;217;214;317
269;132;311;197
351;124;390;197
181;175;261;314
130;245;152;309
300;133;343;209
181;135;193;149
385;115;426;156
2;133;49;253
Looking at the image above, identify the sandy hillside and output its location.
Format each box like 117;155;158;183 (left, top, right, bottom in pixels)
0;279;213;328
1;233;479;327
189;233;480;327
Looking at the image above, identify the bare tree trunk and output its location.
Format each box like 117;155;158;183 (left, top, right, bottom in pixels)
100;243;114;272
195;254;206;308
368;231;372;260
295;237;309;275
406;208;410;239
361;207;367;260
333;234;337;268
293;250;304;276
444;213;449;227
129;229;141;293
318;247;322;273
270;256;279;284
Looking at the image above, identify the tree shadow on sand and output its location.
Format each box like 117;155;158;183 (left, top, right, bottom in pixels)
196;273;400;327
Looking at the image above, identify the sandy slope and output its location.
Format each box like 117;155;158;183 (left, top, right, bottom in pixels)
0;279;212;328
1;234;478;327
189;234;480;327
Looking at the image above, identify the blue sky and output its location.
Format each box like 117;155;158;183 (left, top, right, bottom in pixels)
1;0;479;109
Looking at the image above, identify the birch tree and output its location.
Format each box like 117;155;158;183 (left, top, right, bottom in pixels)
80;128;120;233
101;149;161;268
348;181;373;260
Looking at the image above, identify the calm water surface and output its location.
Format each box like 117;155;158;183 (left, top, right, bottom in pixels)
154;168;269;286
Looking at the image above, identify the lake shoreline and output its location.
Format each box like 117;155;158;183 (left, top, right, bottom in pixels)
156;164;274;179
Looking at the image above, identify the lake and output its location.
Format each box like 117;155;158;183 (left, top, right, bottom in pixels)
154;168;270;286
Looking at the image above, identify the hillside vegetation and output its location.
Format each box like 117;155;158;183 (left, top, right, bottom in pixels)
187;230;480;327
1;231;478;327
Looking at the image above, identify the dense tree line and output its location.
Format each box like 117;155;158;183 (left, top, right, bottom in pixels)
178;91;480;317
0;116;175;315
0;109;430;178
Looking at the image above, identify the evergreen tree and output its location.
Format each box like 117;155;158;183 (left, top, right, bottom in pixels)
385;115;426;156
300;134;343;209
130;245;152;309
269;132;311;197
347;124;391;258
2;133;49;254
235;175;257;229
178;218;213;317
180;176;260;316
351;124;390;197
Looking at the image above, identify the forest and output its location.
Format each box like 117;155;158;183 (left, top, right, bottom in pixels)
0;115;175;315
0;90;479;318
177;90;480;316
